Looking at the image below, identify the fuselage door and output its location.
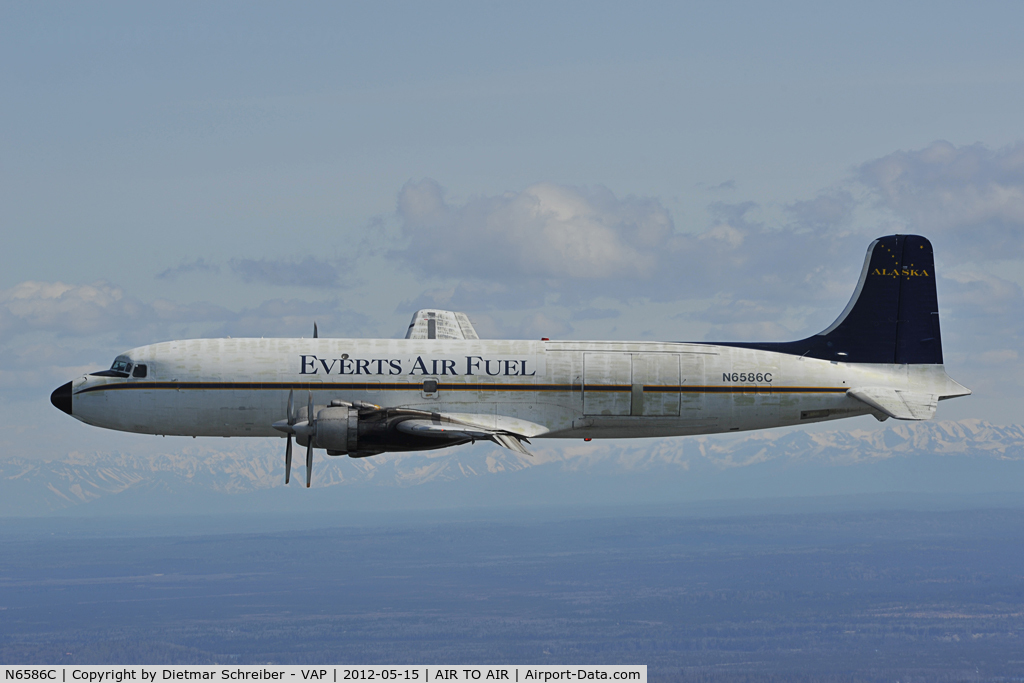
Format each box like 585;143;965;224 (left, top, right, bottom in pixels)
632;354;680;416
583;352;632;416
680;354;705;414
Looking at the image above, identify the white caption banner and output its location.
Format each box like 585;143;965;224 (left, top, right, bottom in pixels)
1;667;646;683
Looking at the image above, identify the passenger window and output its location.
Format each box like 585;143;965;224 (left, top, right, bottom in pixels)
132;364;148;378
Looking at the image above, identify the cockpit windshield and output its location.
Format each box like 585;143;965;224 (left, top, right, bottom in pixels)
111;359;133;374
88;357;145;379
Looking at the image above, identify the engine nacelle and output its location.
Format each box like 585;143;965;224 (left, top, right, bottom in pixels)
313;405;358;454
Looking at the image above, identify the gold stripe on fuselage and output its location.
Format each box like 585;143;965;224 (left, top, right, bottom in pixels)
75;382;847;395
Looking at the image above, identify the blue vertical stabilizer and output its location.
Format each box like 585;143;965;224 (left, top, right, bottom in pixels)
720;235;943;364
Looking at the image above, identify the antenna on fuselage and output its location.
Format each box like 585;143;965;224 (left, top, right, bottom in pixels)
313;322;318;338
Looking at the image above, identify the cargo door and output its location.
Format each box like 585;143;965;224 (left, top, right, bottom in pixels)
680;354;705;414
632;354;680;416
583;352;632;416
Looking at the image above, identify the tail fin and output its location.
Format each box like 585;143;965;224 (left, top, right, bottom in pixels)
724;235;943;364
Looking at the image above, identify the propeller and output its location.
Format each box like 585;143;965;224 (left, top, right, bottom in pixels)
272;389;306;485
285;435;292;484
305;391;314;488
271;390;318;488
285;390;294;484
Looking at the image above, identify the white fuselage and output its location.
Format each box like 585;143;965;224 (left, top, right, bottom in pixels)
69;338;967;440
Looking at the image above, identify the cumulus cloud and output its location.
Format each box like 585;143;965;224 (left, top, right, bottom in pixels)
396;179;672;281
392;179;866;333
859;140;1024;261
0;281;240;341
944;270;1024;320
940;270;1024;363
391;162;1024;351
1;280;372;343
0;281;149;336
936;269;1024;411
0;280;373;393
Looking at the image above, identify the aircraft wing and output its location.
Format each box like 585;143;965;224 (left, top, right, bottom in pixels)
396;417;533;455
847;387;938;421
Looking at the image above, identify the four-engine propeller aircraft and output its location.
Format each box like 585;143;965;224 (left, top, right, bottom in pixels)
51;234;970;487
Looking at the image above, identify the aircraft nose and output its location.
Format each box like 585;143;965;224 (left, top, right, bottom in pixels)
50;381;73;415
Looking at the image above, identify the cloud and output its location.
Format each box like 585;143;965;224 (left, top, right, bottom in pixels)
0;281;148;336
785;190;856;231
396;179;673;280
222;299;373;339
693;298;794;342
0;281;240;341
859;140;1024;261
1;281;371;342
398;280;548;313
930;270;1024;403
512;312;573;340
156;258;221;280
0;280;373;394
391;163;1024;354
392;180;867;324
570;307;620;321
941;270;1024;359
229;256;347;288
154;256;349;289
944;270;1024;321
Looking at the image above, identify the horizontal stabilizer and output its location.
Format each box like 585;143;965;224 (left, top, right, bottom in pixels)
847;387;938;421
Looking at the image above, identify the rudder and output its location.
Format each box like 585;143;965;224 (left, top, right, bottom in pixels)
894;235;942;364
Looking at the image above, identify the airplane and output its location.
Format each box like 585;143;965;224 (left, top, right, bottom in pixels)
51;234;970;487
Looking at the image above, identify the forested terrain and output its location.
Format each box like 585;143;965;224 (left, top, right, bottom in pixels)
2;507;1023;681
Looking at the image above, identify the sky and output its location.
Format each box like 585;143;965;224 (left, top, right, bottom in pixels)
2;1;1024;460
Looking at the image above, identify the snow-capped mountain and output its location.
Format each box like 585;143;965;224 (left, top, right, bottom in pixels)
3;419;1023;515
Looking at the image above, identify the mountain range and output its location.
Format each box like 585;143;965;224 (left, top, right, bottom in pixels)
4;419;1023;516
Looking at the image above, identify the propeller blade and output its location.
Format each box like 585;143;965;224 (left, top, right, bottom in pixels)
285;435;292;484
305;441;313;488
287;389;295;425
304;391;315;487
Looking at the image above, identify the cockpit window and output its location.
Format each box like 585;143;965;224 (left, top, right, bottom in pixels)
132;364;148;378
88;357;135;378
